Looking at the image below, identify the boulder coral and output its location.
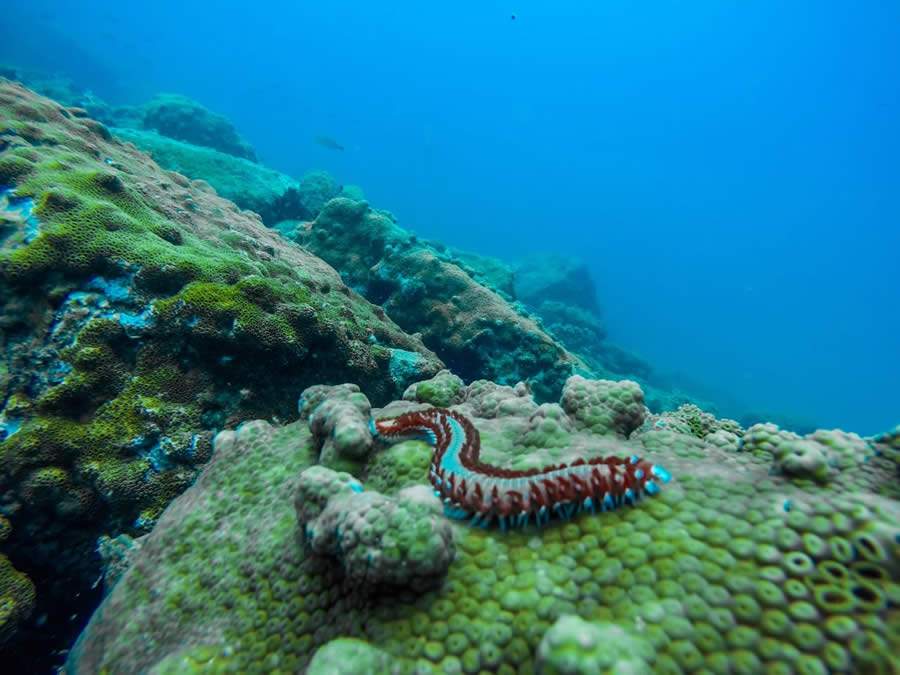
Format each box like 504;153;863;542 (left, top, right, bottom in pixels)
67;373;900;674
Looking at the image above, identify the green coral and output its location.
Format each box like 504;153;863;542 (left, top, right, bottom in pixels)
560;375;645;437
365;440;432;494
308;638;394;674
66;375;900;674
402;369;466;408
740;423;880;487
536;615;653;674
663;403;743;439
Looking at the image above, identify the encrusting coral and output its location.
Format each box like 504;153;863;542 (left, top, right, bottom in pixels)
67;373;900;674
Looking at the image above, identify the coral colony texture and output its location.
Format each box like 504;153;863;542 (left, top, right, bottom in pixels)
0;77;897;673
67;374;899;674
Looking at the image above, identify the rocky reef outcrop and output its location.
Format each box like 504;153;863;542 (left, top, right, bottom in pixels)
284;198;583;402
111;128;345;225
0;80;442;663
139;93;257;161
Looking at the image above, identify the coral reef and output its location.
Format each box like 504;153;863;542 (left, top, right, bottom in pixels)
67;374;899;674
740;423;878;486
0;80;441;662
111;129;344;226
513;255;603;317
296;466;455;589
3;71;898;675
291;197;581;401
111;127;300;224
141;93;258;161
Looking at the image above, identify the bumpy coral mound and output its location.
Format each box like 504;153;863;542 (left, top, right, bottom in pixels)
644;403;744;455
561;375;646;437
740;423;878;486
293;198;581;401
299;384;374;468
296;467;455;589
403;369;467;408
0;80;441;661
141;93;257;161
68;374;900;674
536;615;654;675
307;637;394;674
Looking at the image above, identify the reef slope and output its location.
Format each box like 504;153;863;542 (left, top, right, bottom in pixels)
0;81;441;660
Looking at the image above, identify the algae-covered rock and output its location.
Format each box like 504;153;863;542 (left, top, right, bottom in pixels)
0;80;441;661
96;533;143;596
514;255;602;316
111;127;300;224
112;127;343;225
67;373;900;674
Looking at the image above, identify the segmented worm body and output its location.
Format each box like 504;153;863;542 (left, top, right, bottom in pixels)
372;408;671;529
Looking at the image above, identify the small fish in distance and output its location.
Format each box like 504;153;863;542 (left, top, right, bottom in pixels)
314;135;344;151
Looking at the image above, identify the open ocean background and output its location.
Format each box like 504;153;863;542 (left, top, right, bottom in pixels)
3;0;898;434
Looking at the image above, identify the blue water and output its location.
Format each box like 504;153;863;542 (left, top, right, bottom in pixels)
3;1;898;434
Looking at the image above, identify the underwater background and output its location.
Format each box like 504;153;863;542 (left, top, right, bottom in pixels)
1;2;899;674
3;0;898;434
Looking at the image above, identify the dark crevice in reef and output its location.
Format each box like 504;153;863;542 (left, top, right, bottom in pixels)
2;505;107;673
